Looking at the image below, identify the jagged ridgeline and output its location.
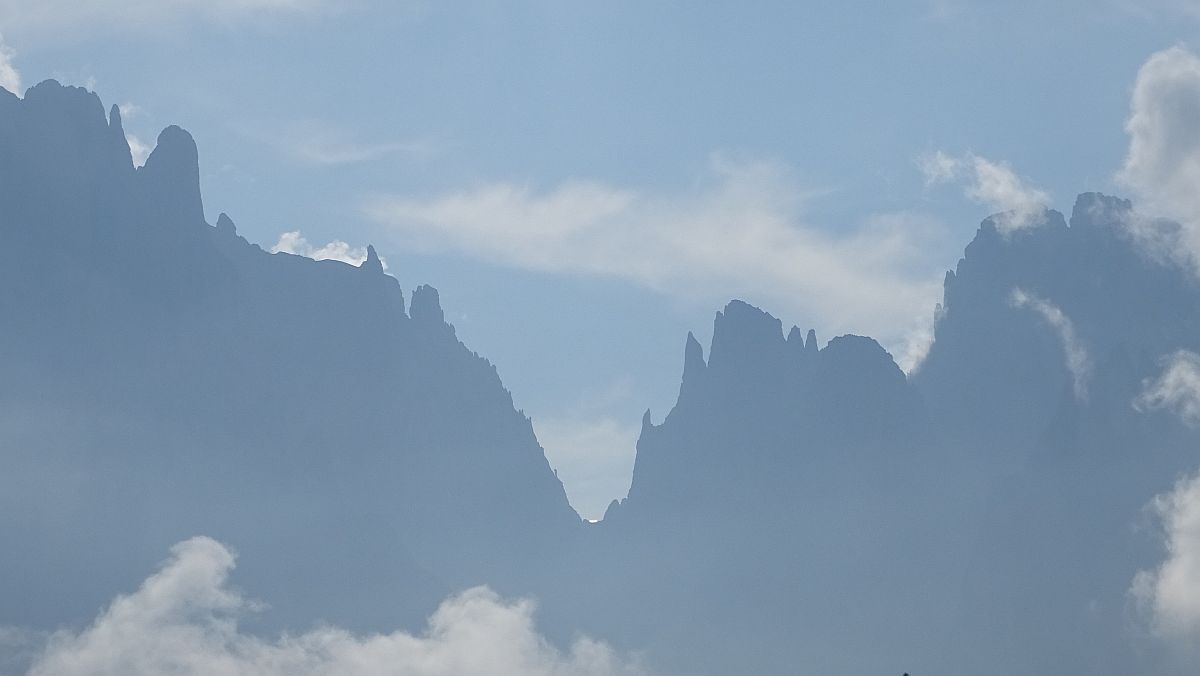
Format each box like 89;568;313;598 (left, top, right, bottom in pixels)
0;81;581;632
3;81;1200;676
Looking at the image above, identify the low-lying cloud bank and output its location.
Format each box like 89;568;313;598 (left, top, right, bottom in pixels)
10;537;643;676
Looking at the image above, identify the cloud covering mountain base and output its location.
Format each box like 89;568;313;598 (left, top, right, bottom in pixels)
8;537;642;676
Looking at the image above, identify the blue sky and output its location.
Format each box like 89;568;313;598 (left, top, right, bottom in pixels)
2;0;1199;518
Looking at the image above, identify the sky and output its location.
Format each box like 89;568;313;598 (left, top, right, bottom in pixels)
3;0;1200;518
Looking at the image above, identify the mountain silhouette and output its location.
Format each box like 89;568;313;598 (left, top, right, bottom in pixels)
0;81;580;633
3;81;1200;676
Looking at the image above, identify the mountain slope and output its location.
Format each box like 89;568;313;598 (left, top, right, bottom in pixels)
0;81;580;632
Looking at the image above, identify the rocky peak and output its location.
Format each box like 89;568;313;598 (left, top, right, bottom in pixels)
707;300;787;374
215;212;237;236
361;244;384;274
1070;192;1132;229
138;125;204;227
410;284;445;325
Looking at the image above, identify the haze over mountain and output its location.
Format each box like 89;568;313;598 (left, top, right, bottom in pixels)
3;77;1200;676
0;80;580;636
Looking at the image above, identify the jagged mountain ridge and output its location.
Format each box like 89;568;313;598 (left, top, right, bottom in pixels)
4;80;1200;676
578;191;1200;675
0;80;580;632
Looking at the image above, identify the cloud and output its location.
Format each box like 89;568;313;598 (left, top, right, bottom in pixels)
1117;45;1200;273
920;150;1052;232
534;415;640;522
1009;288;1091;400
290;133;432;167
292;139;428;166
271;231;378;267
233;119;434;168
19;536;644;676
0;0;335;40
1133;472;1200;652
364;156;952;368
0;34;21;95
1135;350;1200;425
126;133;151;168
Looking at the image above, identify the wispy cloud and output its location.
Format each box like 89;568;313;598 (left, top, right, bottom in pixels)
364;155;952;367
19;536;644;676
1133;472;1200;652
271;231;377;267
287;117;435;166
1135;350;1200;425
1009;288;1091;400
920;150;1052;232
239;118;434;168
0;34;21;95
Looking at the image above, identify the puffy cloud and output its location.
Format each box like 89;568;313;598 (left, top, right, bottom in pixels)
1132;472;1200;650
1117;45;1200;274
0;34;21;95
1009;288;1090;400
21;536;644;676
919;150;1052;232
1135;350;1200;426
271;231;377;267
364;156;952;369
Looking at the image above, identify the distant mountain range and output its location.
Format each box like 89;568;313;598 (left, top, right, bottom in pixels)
2;80;1199;676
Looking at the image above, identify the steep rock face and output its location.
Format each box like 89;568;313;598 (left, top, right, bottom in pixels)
910;195;1200;675
577;301;953;675
616;301;921;523
914;195;1200;469
0;81;580;633
576;195;1200;676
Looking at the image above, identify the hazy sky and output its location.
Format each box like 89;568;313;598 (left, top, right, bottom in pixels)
3;0;1199;518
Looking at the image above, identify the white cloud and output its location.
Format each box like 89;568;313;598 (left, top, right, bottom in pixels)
535;416;640;522
1135;350;1200;425
920;150;1052;232
0;34;21;95
126;133;151;168
20;536;644;676
290;133;431;167
117;102;142;119
293;139;427;166
271;231;377;267
1117;45;1200;274
1133;472;1200;651
364;156;952;368
1009;288;1091;400
234;119;433;168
